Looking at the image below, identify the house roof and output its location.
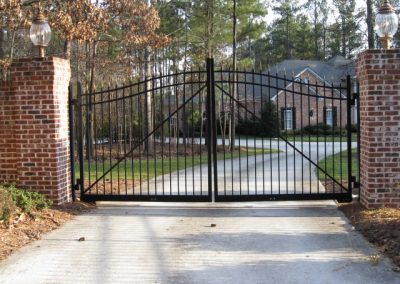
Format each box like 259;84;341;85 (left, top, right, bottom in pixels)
237;56;355;101
267;56;355;86
271;67;346;101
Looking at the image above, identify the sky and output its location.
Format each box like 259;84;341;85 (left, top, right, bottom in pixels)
266;0;368;25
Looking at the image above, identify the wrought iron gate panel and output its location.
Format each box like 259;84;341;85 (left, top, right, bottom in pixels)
74;70;212;202
70;58;358;202
212;69;355;202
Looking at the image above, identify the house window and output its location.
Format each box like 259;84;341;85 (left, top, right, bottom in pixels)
325;108;333;126
324;107;337;127
284;109;293;130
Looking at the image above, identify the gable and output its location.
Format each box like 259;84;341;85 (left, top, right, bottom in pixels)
271;67;345;101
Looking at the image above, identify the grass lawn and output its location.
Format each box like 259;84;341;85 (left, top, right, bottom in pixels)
234;133;358;142
77;147;278;182
317;148;359;181
284;133;358;143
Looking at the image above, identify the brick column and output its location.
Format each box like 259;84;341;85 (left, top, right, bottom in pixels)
356;49;400;209
0;57;71;204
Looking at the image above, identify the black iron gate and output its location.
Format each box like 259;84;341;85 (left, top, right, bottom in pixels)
69;58;359;202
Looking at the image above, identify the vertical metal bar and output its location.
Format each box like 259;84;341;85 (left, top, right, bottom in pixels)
284;74;288;194
307;78;312;194
115;86;120;195
123;87;127;195
291;75;296;194
237;72;242;196
101;88;105;195
77;82;85;197
152;75;157;196
183;68;187;196
86;85;92;194
138;84;143;196
190;70;195;196
260;71;265;195
93;88;98;195
300;77;304;195
68;84;76;201
130;86;135;195
316;82;319;194
276;73;281;195
211;60;218;201
206;58;213;200
323;83;328;188
168;74;172;196
108;86;113;195
357;81;361;202
346;75;353;198
252;70;257;195
340;83;343;192
160;74;165;196
245;72;250;195
331;82;335;193
230;69;235;195
268;72;272;195
174;72;180;196
221;69;227;196
199;69;204;195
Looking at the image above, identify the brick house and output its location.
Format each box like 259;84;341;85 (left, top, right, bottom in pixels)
272;67;348;131
254;56;355;132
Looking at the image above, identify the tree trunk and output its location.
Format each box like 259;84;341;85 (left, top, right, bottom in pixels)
0;29;5;59
341;18;346;57
64;40;71;59
314;4;318;59
366;0;375;49
286;14;290;59
230;0;237;150
144;48;154;153
206;0;214;58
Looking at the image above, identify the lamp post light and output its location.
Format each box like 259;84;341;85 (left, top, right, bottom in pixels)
375;0;398;49
29;4;51;57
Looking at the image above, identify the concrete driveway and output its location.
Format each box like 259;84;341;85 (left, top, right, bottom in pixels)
0;201;398;284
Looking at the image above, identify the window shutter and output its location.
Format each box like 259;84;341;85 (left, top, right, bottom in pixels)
323;107;326;124
281;108;285;130
292;107;296;130
333;106;338;128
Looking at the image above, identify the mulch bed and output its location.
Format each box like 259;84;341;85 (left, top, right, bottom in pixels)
338;202;400;270
0;202;94;262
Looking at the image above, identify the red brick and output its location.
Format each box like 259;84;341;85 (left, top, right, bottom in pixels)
357;49;400;209
0;57;71;204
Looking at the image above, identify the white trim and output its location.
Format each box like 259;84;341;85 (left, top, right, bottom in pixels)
271;67;345;101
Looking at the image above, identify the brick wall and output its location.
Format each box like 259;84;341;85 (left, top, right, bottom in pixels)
275;70;348;131
0;57;71;204
356;49;400;209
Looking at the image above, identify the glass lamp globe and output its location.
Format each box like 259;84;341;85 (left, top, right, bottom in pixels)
375;0;398;49
29;10;51;57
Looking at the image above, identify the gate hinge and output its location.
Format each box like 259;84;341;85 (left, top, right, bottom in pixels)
351;92;359;106
74;179;81;191
351;176;360;188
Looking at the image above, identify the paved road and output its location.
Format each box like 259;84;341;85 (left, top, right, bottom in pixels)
0;201;398;284
138;139;357;197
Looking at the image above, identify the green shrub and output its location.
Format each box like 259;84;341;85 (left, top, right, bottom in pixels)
349;124;358;133
303;123;332;135
0;187;17;221
3;185;52;214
